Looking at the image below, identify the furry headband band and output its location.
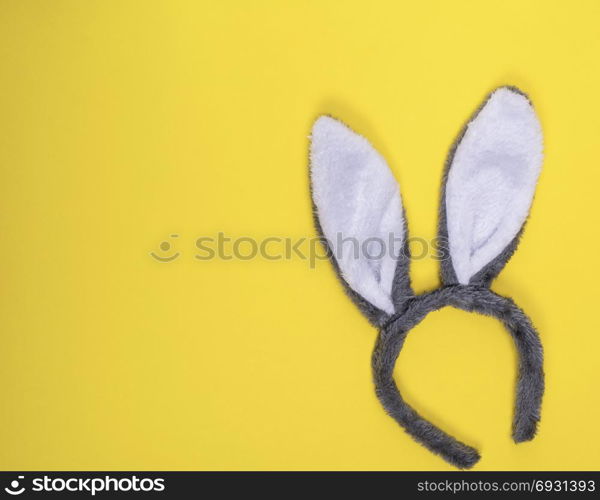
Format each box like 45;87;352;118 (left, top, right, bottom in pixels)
309;87;544;469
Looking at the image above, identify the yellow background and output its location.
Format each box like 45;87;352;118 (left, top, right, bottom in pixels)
1;0;599;471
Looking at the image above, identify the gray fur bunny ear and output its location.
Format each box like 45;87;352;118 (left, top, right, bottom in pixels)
439;87;543;286
310;116;412;326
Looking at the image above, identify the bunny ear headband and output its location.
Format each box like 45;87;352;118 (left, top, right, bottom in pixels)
309;87;544;469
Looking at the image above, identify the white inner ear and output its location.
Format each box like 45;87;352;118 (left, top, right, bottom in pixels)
310;116;404;315
446;88;543;284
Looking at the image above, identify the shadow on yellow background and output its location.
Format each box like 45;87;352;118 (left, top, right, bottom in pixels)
0;0;599;470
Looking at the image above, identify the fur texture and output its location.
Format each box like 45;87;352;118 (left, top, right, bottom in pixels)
310;116;408;315
443;87;543;285
308;86;545;469
373;285;544;469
